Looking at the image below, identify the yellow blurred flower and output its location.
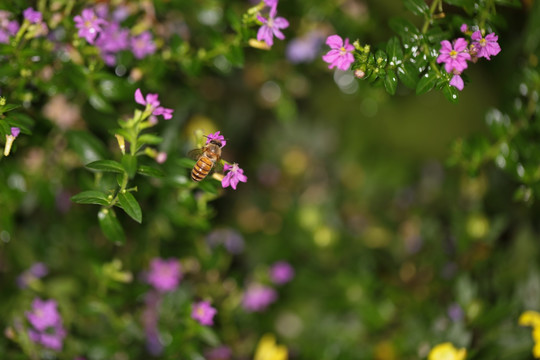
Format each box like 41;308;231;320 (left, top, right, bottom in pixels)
254;334;288;360
519;310;540;358
519;310;540;328
428;342;467;360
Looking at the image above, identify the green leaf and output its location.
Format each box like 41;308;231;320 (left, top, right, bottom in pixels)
117;191;142;223
67;130;107;164
0;104;21;113
89;93;114;113
384;70;398;95
442;84;460;103
98;208;125;244
416;70;439;94
86;160;125;173
122;154;138;179
0;121;9;136
137;134;163;145
71;191;110;206
403;0;429;15
493;0;521;7
397;61;419;89
177;157;196;169
388;17;420;42
386;37;403;66
426;26;451;44
198;179;219;195
137;165;165;177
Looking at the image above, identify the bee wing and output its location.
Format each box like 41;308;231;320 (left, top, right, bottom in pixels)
187;148;204;160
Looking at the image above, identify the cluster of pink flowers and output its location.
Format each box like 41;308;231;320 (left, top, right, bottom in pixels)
241;260;294;312
256;0;289;47
0;10;19;43
205;131;248;190
74;4;156;66
437;25;501;91
26;298;66;351
322;34;355;71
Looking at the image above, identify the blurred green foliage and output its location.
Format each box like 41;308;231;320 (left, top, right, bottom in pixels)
1;0;540;359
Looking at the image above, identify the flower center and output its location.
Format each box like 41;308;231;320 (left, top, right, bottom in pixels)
479;38;486;47
449;50;458;58
339;46;347;55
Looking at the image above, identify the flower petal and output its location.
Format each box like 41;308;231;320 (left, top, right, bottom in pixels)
134;88;145;105
325;35;343;49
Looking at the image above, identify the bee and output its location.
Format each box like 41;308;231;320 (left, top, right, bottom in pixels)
188;139;223;182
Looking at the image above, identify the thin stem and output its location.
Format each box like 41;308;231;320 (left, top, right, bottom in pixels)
422;0;443;34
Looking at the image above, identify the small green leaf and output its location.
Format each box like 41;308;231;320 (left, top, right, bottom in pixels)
86;160;125;173
198;179;219;195
67;131;107;164
0;104;21;113
137;165;165;177
375;50;388;67
98;208;125;244
89;93;114;113
177;157;196;169
416;70;439;95
137;134;163;145
403;0;429;15
388;17;420;42
122;154;138;179
71;191;110;206
384;70;398;95
442;84;460;103
397;62;419;89
117;191;142;223
386;37;403;66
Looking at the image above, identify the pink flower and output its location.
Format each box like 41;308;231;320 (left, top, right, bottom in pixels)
146;258;182;292
130;31;156;59
471;31;501;60
256;7;289;47
449;74;464;91
11;127;20;137
73;9;107;44
206;131;226;147
436;38;471;73
460;24;468;33
322;35;355;71
26;298;60;331
242;284;277;312
135;88;160;108
222;163;247;190
191;301;218;326
153;106;174;120
269;261;295;284
23;8;42;24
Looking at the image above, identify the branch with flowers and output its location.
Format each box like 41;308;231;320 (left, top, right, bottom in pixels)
321;0;506;103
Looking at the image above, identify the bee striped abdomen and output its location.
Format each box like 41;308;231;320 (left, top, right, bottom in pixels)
191;156;214;182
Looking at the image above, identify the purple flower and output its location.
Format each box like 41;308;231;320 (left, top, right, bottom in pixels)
269;261;294;284
256;7;289;47
242;284;277;312
286;31;324;64
191;301;218;326
17;262;48;288
29;322;66;351
11;127;20;137
146;258;182;292
206;131;226;147
206;228;245;254
153;106;174;120
23;8;42;24
26;298;60;331
205;345;233;360
449;74;464;91
73;9;107;44
460;24;468;33
447;303;464;322
130;31;156;59
322;35;355;71
436;38;471;73
222;163;247;190
471;31;501;60
156;151;167;164
95;22;130;54
135;88;160;109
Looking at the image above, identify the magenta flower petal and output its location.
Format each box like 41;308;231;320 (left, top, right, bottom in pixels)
206;131;226;147
326;34;344;49
134;88;145;105
221;163;247;190
450;74;464;91
11;127;20;137
191;301;217;326
146;258;182;292
322;35;355;71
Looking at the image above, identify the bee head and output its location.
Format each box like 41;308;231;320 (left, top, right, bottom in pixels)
209;139;223;147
